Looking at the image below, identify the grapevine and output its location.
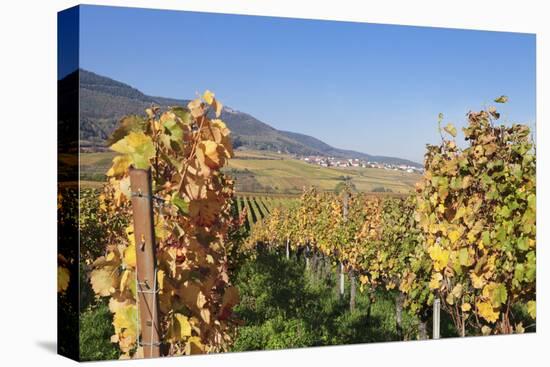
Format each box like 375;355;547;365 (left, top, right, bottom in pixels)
416;101;536;335
88;91;240;358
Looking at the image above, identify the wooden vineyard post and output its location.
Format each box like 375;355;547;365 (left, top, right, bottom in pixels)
433;297;441;340
129;167;161;358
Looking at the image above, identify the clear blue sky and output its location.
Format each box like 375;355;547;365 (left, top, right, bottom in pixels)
78;5;536;163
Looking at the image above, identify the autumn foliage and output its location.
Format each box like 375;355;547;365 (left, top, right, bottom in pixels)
416;99;536;335
88;91;240;358
247;99;536;337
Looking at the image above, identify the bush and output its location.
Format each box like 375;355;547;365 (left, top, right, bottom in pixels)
79;302;120;361
233;316;316;351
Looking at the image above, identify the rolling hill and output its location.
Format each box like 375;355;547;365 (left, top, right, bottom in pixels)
80;149;421;194
71;69;421;167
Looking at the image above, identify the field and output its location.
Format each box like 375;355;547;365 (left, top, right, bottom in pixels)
235;194;297;229
80;150;421;194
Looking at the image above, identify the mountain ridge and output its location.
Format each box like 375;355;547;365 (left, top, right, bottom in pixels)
73;69;421;167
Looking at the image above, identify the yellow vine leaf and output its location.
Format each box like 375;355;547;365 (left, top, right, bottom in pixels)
446;293;455;305
157;269;166;292
110;131;155;169
169;313;192;340
187;98;204;118
90;266;119;297
186;336;205;355
527;300;536;319
112;304;138;354
112;305;138;331
213;99;223;117
108;296;132;314
429;272;443;290
470;272;486;289
448;230;460;244
443;123;457;137
476;301;499;323
451;284;463;299
58;266;70;293
202;90;215;105
454;206;466;221
113;312;137;332
482;282;507;307
107;155;132;177
197;140;225;169
515;322;525;334
461;303;472;312
399;273;415;293
119;269;136;297
429;244;449;271
494;95;508;103
123;243;137;268
458;247;470;266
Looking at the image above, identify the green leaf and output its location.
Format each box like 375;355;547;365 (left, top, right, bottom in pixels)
500;205;511;218
517;237;529;251
111;132;155;169
482;231;491;246
163;118;184;141
514;263;525;282
172;194;189;215
172;107;191;124
458;248;469;266
492;283;508;307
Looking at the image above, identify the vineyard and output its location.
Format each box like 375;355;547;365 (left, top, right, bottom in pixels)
58;92;536;360
234;194;298;229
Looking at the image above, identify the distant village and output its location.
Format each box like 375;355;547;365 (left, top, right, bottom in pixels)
300;155;423;174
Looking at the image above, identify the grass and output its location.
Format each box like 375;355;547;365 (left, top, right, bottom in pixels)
231;249;429;352
79;302;120;361
79;150;421;194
